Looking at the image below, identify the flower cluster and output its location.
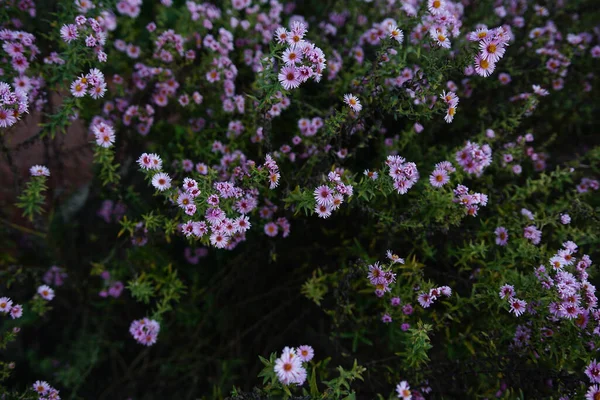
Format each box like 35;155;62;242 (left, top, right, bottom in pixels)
91;121;116;147
386;155;419;195
43;266;67;287
455;141;492;176
275;21;327;90
499;284;527;317
129;318;160;346
312;171;353;219
60;15;110;62
440;90;459;123
452;184;488;217
417;286;452;308
523;225;542;245
70;68;107;99
0;296;23;319
468;25;511;77
98;271;124;298
368;261;398;298
0;82;28;128
273;345;314;386
32;380;60;400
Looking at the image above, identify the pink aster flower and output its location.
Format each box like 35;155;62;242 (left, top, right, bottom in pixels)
33;380;50;395
264;222;279;237
586;385;600;400
343;94;362;112
479;39;505;63
474;54;495;77
30;165;50;177
418;292;434;308
0;297;13;313
499;284;515;299
429;168;449;187
315;203;332;218
297;345;314;362
586;360;600;383
60;24;78;43
396;380;412;400
495;227;508;246
9;304;22;319
151;172;171;191
278;66;301;90
509;297;527;316
129;318;160;346
313;185;334;206
37;285;55;301
274;347;305;385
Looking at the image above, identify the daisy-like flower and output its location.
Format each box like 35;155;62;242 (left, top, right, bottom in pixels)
315;203;332;219
33;380;50;395
427;0;445;15
0;297;13;313
396;380;412;399
93;122;115;148
70;80;87;97
269;172;280;189
474;54;495;77
60;24;78;43
386;250;405;264
264;222;279;237
495;227;508;246
30;165;50;176
585;360;600;384
479;39;505;63
444;105;457;123
274;27;290;44
313;185;334;206
364;169;379;180
509;297;527;316
586;385;600;400
429;168;449;187
274;347;305;385
430;28;451;49
37;285;55;301
282;46;301;65
388;25;404;44
297;345;314;362
0;108;17;128
498;284;515;299
498;72;511;85
151;172;172;191
278;66;301;90
418;292;434;308
10;304;23;319
532;84;549;96
343;94;362;112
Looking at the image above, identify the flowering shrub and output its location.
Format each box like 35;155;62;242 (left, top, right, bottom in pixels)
1;0;600;398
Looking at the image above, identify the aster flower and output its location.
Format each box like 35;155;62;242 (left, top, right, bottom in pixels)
0;297;13;313
278;65;301;90
264;222;279;237
479;39;505;63
313;185;334;206
343;94;362;112
386;250;405;264
495;227;508;246
297;345;314;362
274;347;305;385
429;168;449;187
33;380;50;395
509;297;527;317
388;25;404;43
151;172;171;191
586;385;600;400
396;380;412;399
37;285;55;301
474;54;495;77
129;318;160;346
585;360;600;383
499;284;515;299
430;28;451;49
9;304;22;319
314;203;332;218
30;165;50;177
